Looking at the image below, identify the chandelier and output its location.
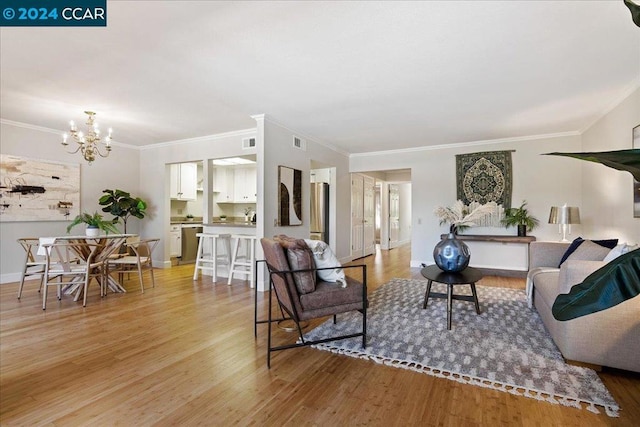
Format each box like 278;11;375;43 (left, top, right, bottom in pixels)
62;111;112;164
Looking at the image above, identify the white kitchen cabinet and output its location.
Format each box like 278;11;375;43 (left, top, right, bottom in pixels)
170;224;182;257
170;163;198;201
233;166;257;203
214;166;234;203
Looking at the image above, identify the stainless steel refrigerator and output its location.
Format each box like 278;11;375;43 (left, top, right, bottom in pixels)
310;182;329;244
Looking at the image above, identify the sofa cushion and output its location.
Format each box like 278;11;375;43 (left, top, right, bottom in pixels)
565;239;611;262
558;237;618;267
275;236;316;294
553;249;640;321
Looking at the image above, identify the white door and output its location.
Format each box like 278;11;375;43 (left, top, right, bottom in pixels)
363;175;376;256
351;174;364;258
389;184;400;248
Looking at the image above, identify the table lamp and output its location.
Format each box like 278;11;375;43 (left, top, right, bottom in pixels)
548;204;580;242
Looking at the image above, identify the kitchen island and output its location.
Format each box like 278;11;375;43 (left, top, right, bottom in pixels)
199;221;257;281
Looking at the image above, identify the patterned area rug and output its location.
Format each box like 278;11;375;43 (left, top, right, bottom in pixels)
303;278;619;417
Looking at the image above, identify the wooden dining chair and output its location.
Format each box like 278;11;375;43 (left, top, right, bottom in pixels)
17;238;47;299
41;241;104;309
107;238;160;293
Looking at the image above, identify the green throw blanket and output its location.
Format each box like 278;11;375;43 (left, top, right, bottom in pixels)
552;249;640;321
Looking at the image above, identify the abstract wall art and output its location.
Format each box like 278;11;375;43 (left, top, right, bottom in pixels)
278;165;302;226
0;154;80;222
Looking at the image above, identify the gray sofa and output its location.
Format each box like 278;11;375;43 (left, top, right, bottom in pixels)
528;241;640;372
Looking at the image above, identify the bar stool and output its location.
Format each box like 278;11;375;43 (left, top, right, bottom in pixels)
227;234;257;288
193;233;232;282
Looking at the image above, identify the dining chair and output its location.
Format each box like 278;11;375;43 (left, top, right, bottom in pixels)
107;238;160;293
41;241;104;310
17;238;48;299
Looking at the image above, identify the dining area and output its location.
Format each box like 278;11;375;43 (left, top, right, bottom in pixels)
17;234;159;310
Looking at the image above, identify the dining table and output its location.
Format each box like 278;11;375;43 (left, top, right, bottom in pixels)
38;234;136;300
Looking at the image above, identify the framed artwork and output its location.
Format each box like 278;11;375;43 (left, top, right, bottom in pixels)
0;154;80;222
634;124;640;218
278;165;302;226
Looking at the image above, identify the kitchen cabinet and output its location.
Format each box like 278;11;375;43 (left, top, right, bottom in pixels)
170;224;182;257
170;163;198;201
214;167;234;202
233;166;257;203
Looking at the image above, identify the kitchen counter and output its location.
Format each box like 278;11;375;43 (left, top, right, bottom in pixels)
204;221;256;228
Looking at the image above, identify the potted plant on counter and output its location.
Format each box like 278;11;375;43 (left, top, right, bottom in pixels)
501;200;539;237
67;211;120;237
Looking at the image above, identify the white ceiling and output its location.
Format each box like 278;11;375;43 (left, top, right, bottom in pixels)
1;1;638;154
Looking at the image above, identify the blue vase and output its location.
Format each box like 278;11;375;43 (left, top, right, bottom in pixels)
433;232;470;272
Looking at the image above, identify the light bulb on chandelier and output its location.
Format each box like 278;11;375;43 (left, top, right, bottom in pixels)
61;111;112;164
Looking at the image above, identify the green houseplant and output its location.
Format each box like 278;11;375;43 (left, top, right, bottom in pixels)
501;200;539;237
98;189;147;234
66;211;120;236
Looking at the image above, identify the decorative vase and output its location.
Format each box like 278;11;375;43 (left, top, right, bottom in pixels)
85;226;100;237
433;232;470;273
517;225;527;237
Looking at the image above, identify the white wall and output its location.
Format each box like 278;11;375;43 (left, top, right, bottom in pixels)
0;120;140;283
137;130;257;266
581;88;640;244
350;134;584;269
261;116;352;261
398;182;412;243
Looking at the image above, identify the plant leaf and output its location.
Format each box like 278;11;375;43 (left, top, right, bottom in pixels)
544;150;640;181
552;249;640;321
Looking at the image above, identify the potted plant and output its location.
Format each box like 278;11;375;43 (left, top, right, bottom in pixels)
186;214;194;222
243;207;253;222
219;214;227;222
67;211;120;236
501;200;539;237
98;189;147;234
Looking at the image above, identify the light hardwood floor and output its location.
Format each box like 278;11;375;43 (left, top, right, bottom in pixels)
1;244;638;426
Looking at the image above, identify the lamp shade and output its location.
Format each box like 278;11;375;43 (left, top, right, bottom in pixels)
548;206;581;225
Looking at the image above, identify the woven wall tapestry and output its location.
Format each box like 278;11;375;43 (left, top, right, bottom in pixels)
456;150;513;209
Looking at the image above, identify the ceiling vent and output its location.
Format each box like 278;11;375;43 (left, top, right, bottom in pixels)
293;136;306;151
242;137;256;149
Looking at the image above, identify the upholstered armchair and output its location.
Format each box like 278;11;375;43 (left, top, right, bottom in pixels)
260;237;367;368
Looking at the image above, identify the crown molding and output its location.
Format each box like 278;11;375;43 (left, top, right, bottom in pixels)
142;127;257;150
0;118;137;149
349;131;581;158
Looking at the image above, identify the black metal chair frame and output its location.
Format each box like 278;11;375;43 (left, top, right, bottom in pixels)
257;260;367;368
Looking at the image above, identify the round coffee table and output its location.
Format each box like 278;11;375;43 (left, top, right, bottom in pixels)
420;265;483;330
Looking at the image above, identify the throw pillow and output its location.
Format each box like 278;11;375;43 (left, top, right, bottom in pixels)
602;243;630;263
565;239;611;262
304;239;347;287
275;236;316;294
558;237;618;267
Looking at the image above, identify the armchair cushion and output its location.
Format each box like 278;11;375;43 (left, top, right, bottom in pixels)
299;277;364;312
304;239;346;285
275;235;316;294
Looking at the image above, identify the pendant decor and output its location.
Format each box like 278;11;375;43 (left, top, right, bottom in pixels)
433;232;470;273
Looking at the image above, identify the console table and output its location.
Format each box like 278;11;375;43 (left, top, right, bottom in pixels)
439;234;536;277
